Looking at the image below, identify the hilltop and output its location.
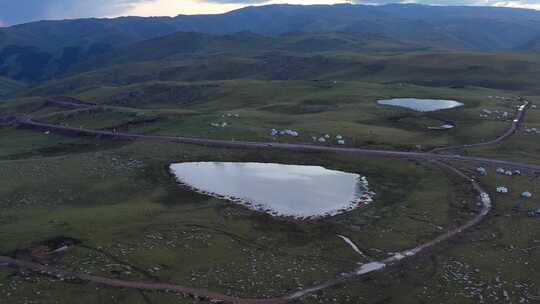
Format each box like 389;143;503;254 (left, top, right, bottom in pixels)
2;4;540;84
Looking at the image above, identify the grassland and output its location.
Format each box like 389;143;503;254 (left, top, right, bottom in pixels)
1;47;540;304
23;51;540;98
0;77;25;97
8;79;525;153
0;129;472;303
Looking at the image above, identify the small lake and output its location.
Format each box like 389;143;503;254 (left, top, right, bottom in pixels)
378;98;464;112
170;162;374;218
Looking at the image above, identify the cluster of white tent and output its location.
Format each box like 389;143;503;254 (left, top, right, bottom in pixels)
312;134;346;145
477;167;532;198
496;187;532;198
480;109;509;120
495;168;521;176
210;122;228;128
477;167;522;177
496;186;509;194
524;127;540;135
268;128;347;145
271;129;299;137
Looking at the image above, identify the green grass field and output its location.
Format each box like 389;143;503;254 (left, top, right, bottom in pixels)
5;79;524;153
1;48;540;304
0;135;470;303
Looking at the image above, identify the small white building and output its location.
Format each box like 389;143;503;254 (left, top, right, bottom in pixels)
336;135;343;140
211;122;227;128
496;168;506;174
284;129;299;137
496;186;509;194
476;167;487;176
271;128;299;137
504;170;513;176
337;139;346;145
521;191;532;198
440;124;455;129
318;137;326;143
480;193;491;205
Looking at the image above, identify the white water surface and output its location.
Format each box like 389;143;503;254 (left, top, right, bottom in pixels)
170;162;373;218
378;98;464;112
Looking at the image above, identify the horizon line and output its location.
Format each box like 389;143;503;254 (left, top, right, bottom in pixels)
2;2;539;28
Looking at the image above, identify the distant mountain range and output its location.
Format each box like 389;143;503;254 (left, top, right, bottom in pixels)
1;3;540;83
3;4;540;50
0;76;24;97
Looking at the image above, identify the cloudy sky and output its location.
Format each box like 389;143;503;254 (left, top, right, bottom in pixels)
1;0;540;26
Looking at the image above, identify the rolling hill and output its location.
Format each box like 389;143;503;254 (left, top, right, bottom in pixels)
98;31;423;63
25;49;540;97
0;76;24;97
2;3;540;92
0;4;540;83
0;30;423;82
3;3;540;52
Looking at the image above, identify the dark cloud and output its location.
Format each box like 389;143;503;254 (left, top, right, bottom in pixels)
0;0;151;26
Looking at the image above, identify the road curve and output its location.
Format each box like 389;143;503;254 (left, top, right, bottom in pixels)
15;116;540;172
431;100;529;153
0;106;535;303
0;255;286;304
286;160;492;300
0;159;492;304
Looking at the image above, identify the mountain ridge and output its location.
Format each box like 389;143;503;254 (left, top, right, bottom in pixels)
2;3;540;84
3;4;540;50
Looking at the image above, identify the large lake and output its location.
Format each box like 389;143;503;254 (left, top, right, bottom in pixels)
170;162;374;218
378;98;463;112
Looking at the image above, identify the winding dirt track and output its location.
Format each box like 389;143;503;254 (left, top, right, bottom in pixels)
431;101;529;153
0;157;492;304
0;256;286;304
282;160;492;300
14;114;540;172
0;100;537;303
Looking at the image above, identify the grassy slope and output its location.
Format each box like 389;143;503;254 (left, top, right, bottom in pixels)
0;76;24;97
1;89;537;303
25;79;514;151
1;40;540;304
0;135;465;303
23;51;540;97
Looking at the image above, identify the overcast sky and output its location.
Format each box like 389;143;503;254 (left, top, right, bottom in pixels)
1;0;540;26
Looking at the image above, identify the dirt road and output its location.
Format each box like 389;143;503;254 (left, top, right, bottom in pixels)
15;115;540;172
0;158;492;303
0;255;286;304
431;101;529;153
0;100;536;303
